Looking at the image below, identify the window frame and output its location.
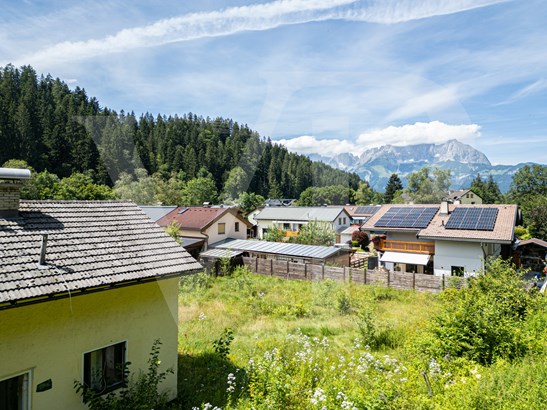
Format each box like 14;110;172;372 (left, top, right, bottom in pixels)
0;370;32;410
235;221;239;232
218;222;226;235
82;341;127;396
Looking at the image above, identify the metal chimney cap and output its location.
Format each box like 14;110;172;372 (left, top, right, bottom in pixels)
0;168;32;180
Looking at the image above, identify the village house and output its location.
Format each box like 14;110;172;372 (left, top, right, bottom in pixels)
343;205;381;224
0;168;201;410
254;206;351;242
156;206;252;254
445;189;483;204
361;201;518;277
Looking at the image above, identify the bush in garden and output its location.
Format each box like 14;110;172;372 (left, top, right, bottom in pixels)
418;257;541;365
351;230;370;250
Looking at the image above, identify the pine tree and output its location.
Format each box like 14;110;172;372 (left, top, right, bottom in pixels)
383;174;403;203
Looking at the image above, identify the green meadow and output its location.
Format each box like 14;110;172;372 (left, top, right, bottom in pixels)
176;262;547;410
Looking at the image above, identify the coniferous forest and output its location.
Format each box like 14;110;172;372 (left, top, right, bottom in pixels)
0;64;362;202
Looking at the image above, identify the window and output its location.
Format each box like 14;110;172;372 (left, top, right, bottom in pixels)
338;218;342;224
283;223;290;230
218;223;225;235
451;266;465;277
343;217;347;224
84;342;126;394
466;193;470;198
0;372;30;410
235;222;239;232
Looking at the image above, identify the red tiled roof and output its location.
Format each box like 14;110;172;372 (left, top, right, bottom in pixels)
157;207;250;231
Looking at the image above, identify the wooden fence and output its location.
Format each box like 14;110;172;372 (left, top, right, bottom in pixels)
242;257;465;294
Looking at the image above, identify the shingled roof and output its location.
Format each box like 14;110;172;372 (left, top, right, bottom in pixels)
157;206;251;231
0;201;201;308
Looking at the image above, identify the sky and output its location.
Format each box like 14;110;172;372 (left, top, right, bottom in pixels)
1;0;547;165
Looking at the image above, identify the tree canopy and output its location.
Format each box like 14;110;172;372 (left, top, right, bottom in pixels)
405;167;451;204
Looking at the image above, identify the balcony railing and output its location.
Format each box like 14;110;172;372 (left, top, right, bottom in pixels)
376;239;434;255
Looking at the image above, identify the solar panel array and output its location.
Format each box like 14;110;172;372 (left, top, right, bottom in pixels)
355;206;380;215
374;207;439;229
445;207;498;231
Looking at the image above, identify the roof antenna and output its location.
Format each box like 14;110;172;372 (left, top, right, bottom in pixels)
37;233;49;268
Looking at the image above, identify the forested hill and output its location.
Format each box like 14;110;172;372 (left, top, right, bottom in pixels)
0;64;361;198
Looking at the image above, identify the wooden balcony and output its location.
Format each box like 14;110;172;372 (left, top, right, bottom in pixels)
376;239;435;255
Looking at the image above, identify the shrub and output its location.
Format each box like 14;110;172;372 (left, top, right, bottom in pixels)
352;230;370;250
419;257;541;365
213;328;234;360
337;291;352;315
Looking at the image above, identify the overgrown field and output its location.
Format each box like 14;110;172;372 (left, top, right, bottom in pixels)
176;260;547;410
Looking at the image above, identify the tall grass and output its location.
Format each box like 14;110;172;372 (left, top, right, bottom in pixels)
176;266;546;409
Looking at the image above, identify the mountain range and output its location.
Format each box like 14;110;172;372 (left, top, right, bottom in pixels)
307;140;534;193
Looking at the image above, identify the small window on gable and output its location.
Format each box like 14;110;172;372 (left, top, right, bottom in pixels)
218;223;226;235
235;222;240;232
466;193;470;198
84;342;126;395
338;218;342;224
470;193;474;198
0;371;30;410
343;217;347;224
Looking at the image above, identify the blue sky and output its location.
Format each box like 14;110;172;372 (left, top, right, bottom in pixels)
1;0;546;165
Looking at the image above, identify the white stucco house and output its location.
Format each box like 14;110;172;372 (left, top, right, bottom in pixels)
361;201;518;277
156;206;252;253
254;206;351;242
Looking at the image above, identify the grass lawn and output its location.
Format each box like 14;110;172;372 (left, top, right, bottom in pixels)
176;270;439;408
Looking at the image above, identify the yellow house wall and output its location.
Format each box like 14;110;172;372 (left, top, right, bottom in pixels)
0;277;180;410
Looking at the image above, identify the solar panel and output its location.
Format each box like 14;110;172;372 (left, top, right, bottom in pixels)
374;207;438;229
445;208;498;231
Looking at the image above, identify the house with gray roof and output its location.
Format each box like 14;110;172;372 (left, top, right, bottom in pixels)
254;206;351;242
0;168;201;409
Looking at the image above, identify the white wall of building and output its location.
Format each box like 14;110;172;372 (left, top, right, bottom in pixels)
256;213;350;240
433;240;486;277
205;212;247;245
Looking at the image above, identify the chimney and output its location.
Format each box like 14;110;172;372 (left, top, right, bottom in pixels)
0;168;32;218
440;200;450;215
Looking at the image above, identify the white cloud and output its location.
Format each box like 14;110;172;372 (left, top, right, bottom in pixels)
494;78;547;106
9;0;508;67
276;135;359;156
357;121;481;148
276;121;482;157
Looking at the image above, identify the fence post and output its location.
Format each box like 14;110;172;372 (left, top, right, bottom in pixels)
255;257;258;274
286;260;289;279
413;272;416;291
442;274;446;290
387;270;390;288
364;268;367;284
270;259;274;276
304;263;308;280
322;264;325;280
